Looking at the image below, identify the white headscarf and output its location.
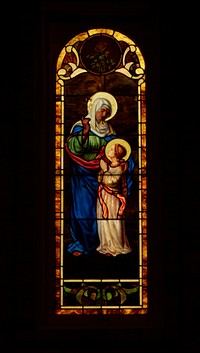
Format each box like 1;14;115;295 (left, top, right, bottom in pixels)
71;97;116;137
87;98;112;137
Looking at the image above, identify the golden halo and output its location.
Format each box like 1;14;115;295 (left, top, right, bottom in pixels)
105;138;131;161
87;91;118;120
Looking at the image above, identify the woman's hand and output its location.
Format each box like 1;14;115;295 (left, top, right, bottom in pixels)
82;117;90;135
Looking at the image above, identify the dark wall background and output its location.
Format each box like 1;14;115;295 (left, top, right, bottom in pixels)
1;1;199;353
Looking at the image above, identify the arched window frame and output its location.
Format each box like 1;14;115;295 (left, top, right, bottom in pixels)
55;28;147;315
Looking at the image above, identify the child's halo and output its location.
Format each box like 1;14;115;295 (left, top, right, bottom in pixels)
105;138;131;161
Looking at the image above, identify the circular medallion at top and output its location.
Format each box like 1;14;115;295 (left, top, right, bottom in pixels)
80;34;121;75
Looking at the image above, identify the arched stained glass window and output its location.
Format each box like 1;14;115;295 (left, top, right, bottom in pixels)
55;28;147;315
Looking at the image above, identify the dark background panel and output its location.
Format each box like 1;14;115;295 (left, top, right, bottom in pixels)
1;1;198;353
63;248;139;279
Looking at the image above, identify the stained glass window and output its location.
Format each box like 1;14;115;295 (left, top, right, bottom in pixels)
55;28;147;315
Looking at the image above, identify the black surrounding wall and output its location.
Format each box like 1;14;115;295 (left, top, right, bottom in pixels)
1;1;199;353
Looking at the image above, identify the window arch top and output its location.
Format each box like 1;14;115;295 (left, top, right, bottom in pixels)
56;28;145;95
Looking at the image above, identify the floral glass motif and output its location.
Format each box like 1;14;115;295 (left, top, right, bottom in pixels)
55;28;147;315
80;35;121;74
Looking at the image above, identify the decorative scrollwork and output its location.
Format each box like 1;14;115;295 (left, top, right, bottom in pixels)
64;282;139;306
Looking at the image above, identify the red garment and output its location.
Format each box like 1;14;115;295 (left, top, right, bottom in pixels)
98;183;126;219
